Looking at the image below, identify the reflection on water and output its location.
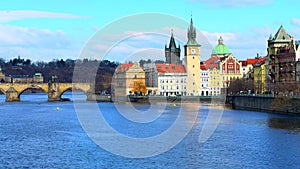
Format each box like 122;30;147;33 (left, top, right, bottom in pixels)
0;94;300;168
0;91;87;103
61;91;87;101
0;94;5;102
268;117;300;134
20;93;48;102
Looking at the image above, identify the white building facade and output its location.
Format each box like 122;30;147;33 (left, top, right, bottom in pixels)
156;64;187;96
200;68;210;96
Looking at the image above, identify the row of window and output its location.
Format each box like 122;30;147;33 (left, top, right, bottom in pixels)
222;70;240;74
159;79;186;83
157;66;177;70
159;92;186;96
161;85;186;90
211;71;219;74
213;91;220;94
222;76;239;81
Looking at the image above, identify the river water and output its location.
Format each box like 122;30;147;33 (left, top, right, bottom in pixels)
0;92;300;168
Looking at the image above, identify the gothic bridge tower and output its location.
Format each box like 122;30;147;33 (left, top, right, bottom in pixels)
165;30;181;64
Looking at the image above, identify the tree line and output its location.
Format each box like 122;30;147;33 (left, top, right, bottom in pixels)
0;57;165;93
0;57;118;93
228;77;300;96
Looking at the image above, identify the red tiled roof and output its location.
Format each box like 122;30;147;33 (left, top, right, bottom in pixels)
203;56;220;69
253;57;265;66
240;58;265;66
200;64;207;70
258;57;265;63
208;64;219;69
156;64;186;73
247;58;257;64
115;63;133;72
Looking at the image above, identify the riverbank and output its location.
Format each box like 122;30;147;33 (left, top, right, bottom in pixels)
231;95;300;115
110;95;227;104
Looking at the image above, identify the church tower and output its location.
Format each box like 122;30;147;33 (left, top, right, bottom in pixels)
184;17;201;96
267;25;296;82
165;31;181;64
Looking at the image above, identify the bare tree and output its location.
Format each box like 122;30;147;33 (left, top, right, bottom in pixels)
228;78;254;94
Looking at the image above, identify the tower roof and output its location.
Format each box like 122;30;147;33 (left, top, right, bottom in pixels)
212;36;230;55
186;17;198;46
273;25;291;41
168;30;177;49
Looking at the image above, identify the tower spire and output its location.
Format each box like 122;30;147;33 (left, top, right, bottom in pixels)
169;29;177;50
165;29;181;64
187;16;198;45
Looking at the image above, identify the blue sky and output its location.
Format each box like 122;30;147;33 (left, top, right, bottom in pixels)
0;0;299;62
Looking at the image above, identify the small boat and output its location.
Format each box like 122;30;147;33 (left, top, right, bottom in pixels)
128;95;149;103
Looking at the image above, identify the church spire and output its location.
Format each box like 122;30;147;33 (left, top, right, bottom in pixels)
169;29;177;50
187;17;198;45
165;29;181;64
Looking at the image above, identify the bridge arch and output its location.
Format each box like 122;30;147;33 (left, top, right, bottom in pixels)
18;86;48;101
0;82;92;102
17;84;48;100
18;86;48;96
0;87;6;95
0;87;6;102
60;87;88;101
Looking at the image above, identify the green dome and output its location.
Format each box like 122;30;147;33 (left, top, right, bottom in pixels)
212;37;230;55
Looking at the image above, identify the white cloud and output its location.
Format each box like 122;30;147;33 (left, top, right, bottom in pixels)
291;18;300;27
0;22;272;63
202;31;236;43
189;0;273;7
0;10;86;22
0;25;81;61
201;26;271;60
289;28;300;41
126;48;165;62
101;34;167;62
0;25;71;48
82;26;214;62
91;26;100;31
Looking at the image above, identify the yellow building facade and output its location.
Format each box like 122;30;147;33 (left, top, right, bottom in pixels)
253;63;267;94
184;18;201;96
113;63;146;97
209;67;222;96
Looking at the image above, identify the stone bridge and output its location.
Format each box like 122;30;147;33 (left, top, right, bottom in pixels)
0;82;93;102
